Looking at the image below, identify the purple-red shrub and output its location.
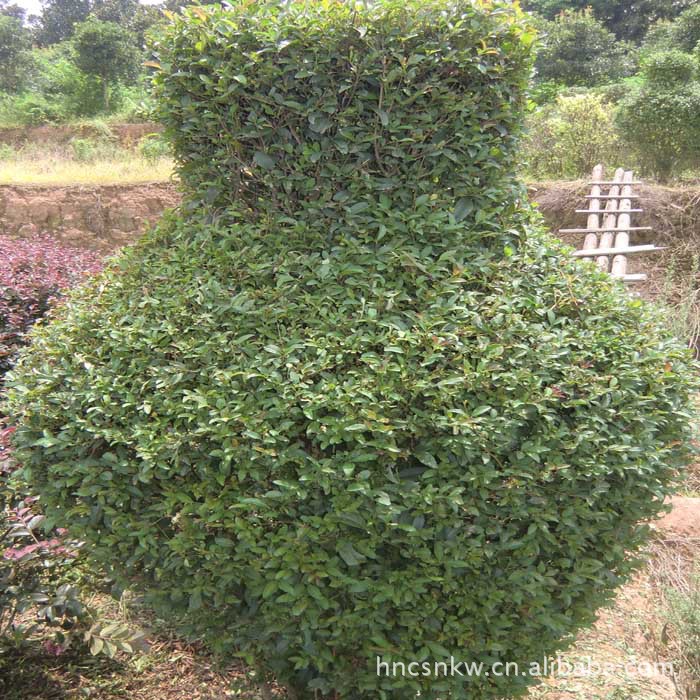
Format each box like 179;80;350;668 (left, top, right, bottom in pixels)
0;235;103;379
1;237;105;654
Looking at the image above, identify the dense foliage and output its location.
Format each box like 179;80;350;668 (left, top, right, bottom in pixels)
0;15;29;92
670;4;700;53
73;18;140;111
617;50;700;181
0;237;143;660
523;93;622;179
534;9;635;87
0;1;150;124
522;0;694;42
5;2;696;699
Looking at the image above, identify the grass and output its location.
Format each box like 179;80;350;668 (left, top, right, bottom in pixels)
0;138;174;185
0;156;174;185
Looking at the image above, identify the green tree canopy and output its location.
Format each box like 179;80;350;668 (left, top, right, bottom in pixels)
93;0;161;47
0;14;31;91
535;9;636;86
671;4;700;53
0;0;26;22
72;17;139;110
523;0;694;43
37;0;91;45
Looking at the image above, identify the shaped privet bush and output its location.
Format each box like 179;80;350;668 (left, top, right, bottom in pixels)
4;1;696;697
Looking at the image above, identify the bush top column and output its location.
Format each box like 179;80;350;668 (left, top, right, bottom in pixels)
151;0;536;220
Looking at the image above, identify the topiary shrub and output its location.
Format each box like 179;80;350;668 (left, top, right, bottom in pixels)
4;2;696;698
617;50;700;181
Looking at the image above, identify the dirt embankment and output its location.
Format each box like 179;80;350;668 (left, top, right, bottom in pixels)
530;179;700;302
0;183;179;251
2;179;700;259
530;180;700;249
0;123;162;148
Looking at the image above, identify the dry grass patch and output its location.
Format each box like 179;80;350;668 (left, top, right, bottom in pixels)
0;139;173;185
0;592;283;700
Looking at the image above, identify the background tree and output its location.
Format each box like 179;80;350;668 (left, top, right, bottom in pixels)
671;4;700;53
0;14;31;92
535;9;636;86
522;0;694;43
617;51;700;181
37;0;91;45
162;0;221;11
72;17;138;111
93;0;161;48
0;0;26;22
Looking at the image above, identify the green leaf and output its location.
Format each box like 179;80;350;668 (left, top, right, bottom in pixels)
253;151;275;169
454;197;474;222
337;541;365;566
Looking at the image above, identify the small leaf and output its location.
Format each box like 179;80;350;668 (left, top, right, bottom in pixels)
253;152;276;170
337;541;365;566
454;197;473;222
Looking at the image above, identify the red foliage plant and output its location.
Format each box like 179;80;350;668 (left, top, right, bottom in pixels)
0;235;103;378
0;238;102;652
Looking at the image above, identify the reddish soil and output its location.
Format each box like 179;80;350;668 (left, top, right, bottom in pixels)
656;496;700;539
0;183;179;251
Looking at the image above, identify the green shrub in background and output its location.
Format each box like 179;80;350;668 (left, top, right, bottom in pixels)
534;9;637;87
0;44;104;126
68;136;123;163
0;38;147;126
594;75;644;105
522;0;695;44
642;49;697;84
0;92;68;126
5;2;697;699
640;19;676;56
617;50;700;181
137;132;171;164
523;93;622;179
29;43;106;118
528;79;567;105
0;15;32;93
672;4;700;53
640;6;700;63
